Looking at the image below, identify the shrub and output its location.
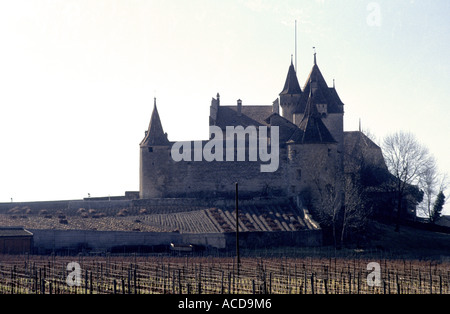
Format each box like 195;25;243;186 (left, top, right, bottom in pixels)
139;208;148;215
92;212;106;219
7;207;20;214
116;208;129;217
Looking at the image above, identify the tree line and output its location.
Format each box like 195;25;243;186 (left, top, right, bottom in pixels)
305;130;447;248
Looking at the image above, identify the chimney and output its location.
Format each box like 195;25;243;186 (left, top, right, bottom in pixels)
272;98;279;114
237;99;242;116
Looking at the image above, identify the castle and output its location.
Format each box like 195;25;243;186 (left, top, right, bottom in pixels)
139;54;388;213
0;54;420;254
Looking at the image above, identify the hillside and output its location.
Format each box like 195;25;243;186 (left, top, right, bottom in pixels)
0;203;319;233
358;221;450;259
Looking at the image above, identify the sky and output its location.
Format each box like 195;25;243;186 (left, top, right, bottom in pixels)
0;0;449;214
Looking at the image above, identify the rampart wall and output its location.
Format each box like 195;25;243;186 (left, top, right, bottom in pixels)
140;145;290;199
29;228;322;253
0;197;292;213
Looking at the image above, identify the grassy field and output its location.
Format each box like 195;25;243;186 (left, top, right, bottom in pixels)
361;221;450;259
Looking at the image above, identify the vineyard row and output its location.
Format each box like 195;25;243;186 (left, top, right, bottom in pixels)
0;255;449;294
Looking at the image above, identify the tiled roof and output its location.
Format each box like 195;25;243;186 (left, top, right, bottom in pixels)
140;101;170;147
279;62;302;95
214;105;272;129
297;63;344;114
265;113;299;142
343;131;387;172
289;92;336;144
0;227;33;237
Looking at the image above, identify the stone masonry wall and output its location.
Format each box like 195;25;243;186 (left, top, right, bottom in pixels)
30;229;322;253
140;144;290;199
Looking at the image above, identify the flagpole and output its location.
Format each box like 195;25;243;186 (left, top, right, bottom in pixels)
295;20;298;72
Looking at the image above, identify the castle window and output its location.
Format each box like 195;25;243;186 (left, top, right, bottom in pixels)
291;149;297;159
316;103;327;115
296;169;302;180
148;147;153;152
291;185;296;193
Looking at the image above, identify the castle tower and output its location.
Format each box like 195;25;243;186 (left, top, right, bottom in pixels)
295;89;337;144
139;98;170;199
287;89;341;203
296;53;344;150
279;58;303;123
140;98;170;147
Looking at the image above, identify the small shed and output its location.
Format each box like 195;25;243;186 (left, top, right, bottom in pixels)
0;227;33;254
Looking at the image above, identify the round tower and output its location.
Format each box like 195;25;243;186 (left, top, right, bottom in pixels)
139;98;170;199
279;60;303;123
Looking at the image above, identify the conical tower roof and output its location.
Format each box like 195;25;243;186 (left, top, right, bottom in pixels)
289;90;336;144
280;59;302;95
140;98;169;147
300;53;344;114
303;54;329;97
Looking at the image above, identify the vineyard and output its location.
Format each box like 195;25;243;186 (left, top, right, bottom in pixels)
0;255;449;294
0;203;319;233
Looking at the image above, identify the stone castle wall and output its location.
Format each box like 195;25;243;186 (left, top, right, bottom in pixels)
140;143;290;199
30;228;323;253
0;196;292;214
140;138;341;204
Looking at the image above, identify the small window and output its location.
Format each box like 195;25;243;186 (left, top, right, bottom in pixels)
296;169;302;180
291;185;296;193
148;147;153;152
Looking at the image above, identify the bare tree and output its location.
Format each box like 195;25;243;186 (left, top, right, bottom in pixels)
417;157;446;222
382;131;433;231
340;173;373;245
361;127;379;146
421;170;448;222
307;148;343;248
417;157;438;220
308;145;372;247
340;135;376;246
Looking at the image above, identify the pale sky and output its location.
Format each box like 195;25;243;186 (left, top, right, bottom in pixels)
0;0;449;214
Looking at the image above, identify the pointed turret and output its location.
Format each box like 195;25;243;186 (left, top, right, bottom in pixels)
140;98;169;147
302;53;344;114
289;89;336;144
279;58;303;123
280;58;302;96
303;53;328;97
